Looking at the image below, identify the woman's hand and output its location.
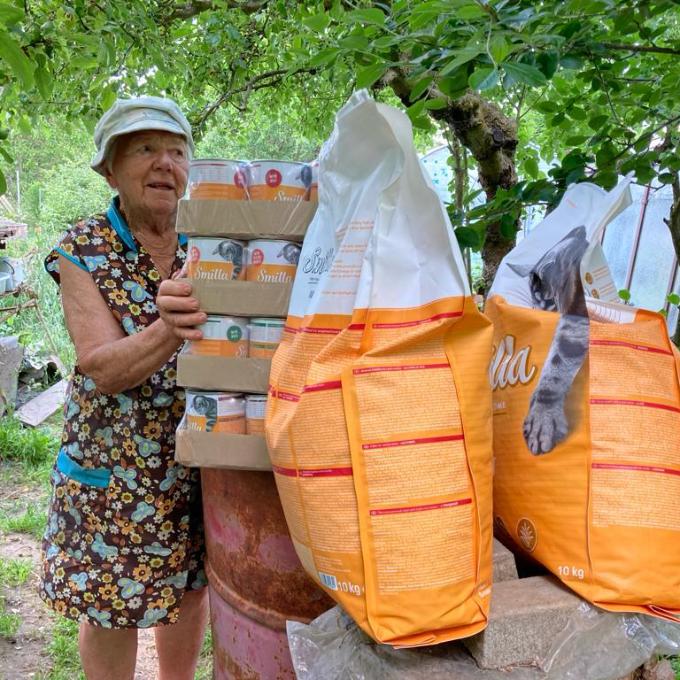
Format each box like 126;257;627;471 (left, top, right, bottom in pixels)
156;276;206;341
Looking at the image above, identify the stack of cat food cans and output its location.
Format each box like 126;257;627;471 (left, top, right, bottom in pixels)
174;159;318;469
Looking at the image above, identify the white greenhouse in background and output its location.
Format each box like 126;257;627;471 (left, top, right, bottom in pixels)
421;145;678;334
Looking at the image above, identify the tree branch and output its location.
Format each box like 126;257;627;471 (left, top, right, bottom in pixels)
194;67;310;129
167;0;267;21
600;42;680;56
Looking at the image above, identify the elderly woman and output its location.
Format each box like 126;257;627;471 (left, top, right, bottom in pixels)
41;97;209;680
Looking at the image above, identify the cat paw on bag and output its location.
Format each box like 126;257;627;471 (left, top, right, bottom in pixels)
487;176;680;622
265;91;495;647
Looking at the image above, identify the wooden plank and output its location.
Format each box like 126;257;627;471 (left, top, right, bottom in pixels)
16;379;68;427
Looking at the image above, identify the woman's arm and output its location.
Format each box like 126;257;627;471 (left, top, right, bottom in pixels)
59;255;205;394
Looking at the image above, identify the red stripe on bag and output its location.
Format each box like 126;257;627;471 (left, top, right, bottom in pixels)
372;311;463;329
272;465;298;477
362;434;464;450
590;398;680;413
353;363;449;375
275;390;300;403
299;467;353;478
590;339;672;355
592;463;680;477
303;380;342;393
370;498;472;516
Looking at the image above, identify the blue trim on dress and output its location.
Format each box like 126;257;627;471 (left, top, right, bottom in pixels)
107;198;137;253
54;247;88;272
56;449;111;488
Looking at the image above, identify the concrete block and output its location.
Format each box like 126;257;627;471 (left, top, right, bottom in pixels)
463;574;582;669
492;538;518;583
0;336;23;415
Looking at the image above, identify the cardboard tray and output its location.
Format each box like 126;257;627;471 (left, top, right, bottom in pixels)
176;199;317;241
178;355;271;392
175;427;272;471
189;279;292;317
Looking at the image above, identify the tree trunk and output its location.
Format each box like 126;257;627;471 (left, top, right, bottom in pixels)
383;72;519;289
666;177;680;346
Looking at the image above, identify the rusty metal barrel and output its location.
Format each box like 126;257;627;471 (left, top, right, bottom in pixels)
201;468;332;679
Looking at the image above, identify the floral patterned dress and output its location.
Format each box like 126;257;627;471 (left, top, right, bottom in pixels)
39;197;206;629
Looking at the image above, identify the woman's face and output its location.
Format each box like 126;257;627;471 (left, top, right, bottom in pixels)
105;131;189;223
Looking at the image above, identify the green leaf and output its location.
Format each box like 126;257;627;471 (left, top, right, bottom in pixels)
409;74;434;102
502;61;547;87
535;100;558;114
340;34;369;51
0;167;6;195
441;47;480;76
406;99;426;120
667;293;680;306
588;114;609;130
424;97;449;110
0;30;35;88
537;51;559;79
560;54;583;70
303;14;331;32
35;67;53;100
0;2;23;24
0;144;12;163
307;48;340;68
439;67;470;98
346;8;386;25
618;289;631;302
568;107;587;120
356;63;387;89
469;67;498;91
500;213;517;239
658;172;676;184
525;157;539;179
455;227;481;250
458;3;487;19
102;88;117;111
489;35;511;64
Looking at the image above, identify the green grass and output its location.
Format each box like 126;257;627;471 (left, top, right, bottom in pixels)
0;557;32;588
0;415;59;468
671;656;680;679
0;557;32;640
195;625;213;680
43;617;84;680
0;503;47;540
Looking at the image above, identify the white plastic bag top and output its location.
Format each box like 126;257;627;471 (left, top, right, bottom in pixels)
289;90;469;319
489;176;633;309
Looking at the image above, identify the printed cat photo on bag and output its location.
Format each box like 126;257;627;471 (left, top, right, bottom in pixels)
508;226;590;455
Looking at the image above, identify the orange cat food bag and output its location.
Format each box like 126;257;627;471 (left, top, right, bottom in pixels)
486;178;680;622
266;91;494;647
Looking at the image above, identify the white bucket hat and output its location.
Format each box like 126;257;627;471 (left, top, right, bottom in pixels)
91;96;195;176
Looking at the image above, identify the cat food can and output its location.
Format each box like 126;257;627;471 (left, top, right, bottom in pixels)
188;159;248;200
248;318;285;358
248;160;310;201
186;390;246;433
187;238;246;281
245;394;268;435
189;315;249;357
246;240;301;284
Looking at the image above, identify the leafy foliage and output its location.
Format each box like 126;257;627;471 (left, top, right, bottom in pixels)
0;0;678;279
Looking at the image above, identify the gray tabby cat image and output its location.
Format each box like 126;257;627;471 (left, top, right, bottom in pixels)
213;239;244;279
192;394;218;433
508;226;590;455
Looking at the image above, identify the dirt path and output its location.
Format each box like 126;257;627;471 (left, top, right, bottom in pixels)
0;532;159;679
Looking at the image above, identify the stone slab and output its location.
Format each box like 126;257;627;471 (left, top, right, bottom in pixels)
16;379;68;426
0;336;23;415
463;574;582;670
492;539;518;583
